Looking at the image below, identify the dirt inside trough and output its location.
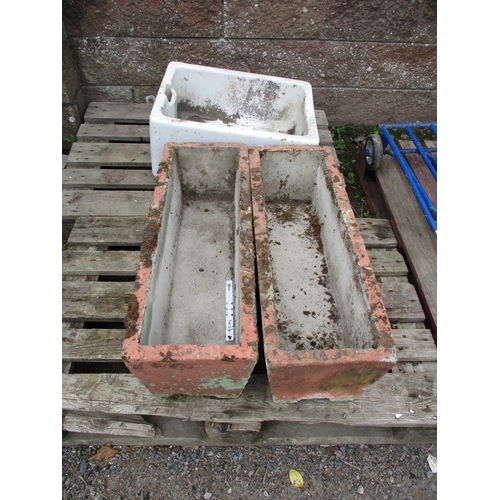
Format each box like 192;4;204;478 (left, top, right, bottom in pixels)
266;200;341;352
162;195;235;346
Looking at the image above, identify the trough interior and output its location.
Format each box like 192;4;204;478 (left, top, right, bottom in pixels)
140;146;243;346
164;69;309;136
260;149;378;352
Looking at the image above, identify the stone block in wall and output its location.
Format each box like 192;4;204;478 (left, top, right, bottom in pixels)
312;87;397;126
73;38;175;86
271;41;364;87
63;0;120;37
118;0;221;37
312;87;436;126
224;0;324;39
322;0;436;43
413;0;437;44
393;90;437;122
360;44;436;90
62;40;81;104
84;86;161;103
73;37;271;87
172;39;270;75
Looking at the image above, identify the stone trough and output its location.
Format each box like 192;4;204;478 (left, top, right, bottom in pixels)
250;145;397;401
122;143;259;398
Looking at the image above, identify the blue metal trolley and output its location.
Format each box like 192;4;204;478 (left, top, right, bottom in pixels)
364;122;437;234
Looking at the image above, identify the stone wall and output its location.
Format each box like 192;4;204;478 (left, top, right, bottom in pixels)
62;0;436;135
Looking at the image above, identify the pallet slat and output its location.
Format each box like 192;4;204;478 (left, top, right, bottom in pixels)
62;372;436;427
62;328;126;362
62;169;155;189
62;191;152;220
62;248;403;278
68;217;147;247
67;216;397;250
365;248;408;277
62;250;140;276
77;123;150;142
378;282;426;323
61;280;423;324
62;281;134;322
83;102;152;124
392;330;436;362
66;143;152;168
62;328;435;364
356;219;397;248
63;413;156;437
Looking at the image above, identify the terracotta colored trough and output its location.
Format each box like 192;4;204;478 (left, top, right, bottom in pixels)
250;145;397;401
122;143;259;398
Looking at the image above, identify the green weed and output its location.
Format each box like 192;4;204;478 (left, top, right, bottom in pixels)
63;134;76;143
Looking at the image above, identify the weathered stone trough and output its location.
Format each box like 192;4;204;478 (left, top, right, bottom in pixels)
250;145;397;401
122;143;259;398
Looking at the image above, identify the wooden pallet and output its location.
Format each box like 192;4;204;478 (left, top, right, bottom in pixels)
62;103;437;446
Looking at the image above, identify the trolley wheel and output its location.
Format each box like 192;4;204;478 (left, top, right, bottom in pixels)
365;134;384;171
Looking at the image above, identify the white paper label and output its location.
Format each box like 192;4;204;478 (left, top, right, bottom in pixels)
225;280;234;342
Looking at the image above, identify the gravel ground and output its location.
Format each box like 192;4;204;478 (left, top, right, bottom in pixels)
62;443;437;499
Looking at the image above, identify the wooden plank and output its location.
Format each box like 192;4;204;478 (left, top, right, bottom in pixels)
61;327;435;364
62;281;134;322
424;139;437;155
62;328;125;362
84;102;152;124
61;280;422;324
62;169;156;189
67;216;397;250
375;155;437;335
315;109;329;130
62;419;436;446
77;123;150;142
366;248;408;277
67;216;147;247
62;246;404;279
392;330;436;362
66;143;152;168
63;413;156;437
62;250;140;276
62;372;436;427
378;282;426;323
62;190;151;220
357;219;397;249
399;139;437;208
318;128;334;147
